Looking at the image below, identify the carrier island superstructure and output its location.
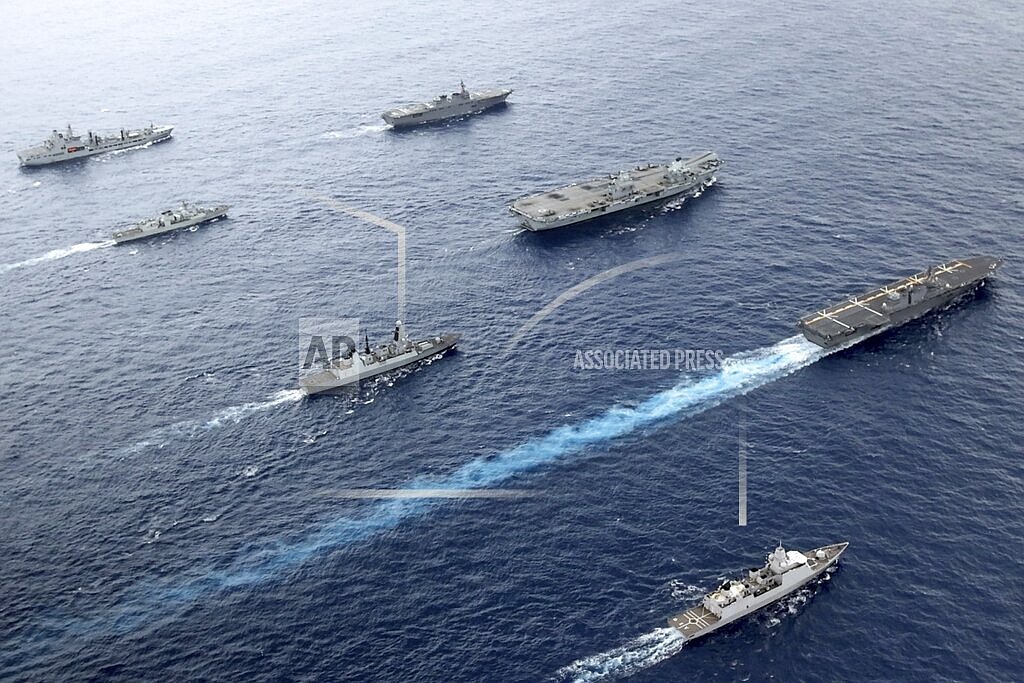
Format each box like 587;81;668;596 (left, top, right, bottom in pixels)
668;542;847;643
798;256;1002;349
17;124;173;167
509;152;721;231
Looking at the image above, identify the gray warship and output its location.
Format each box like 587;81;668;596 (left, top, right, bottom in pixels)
798;256;1002;349
668;542;847;643
382;81;512;128
509;152;721;231
112;202;229;244
300;321;459;395
17;124;173;167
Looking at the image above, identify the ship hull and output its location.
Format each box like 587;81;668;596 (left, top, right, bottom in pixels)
383;92;510;128
300;333;459;395
18;126;173;167
514;176;716;231
798;257;1002;349
112;207;229;244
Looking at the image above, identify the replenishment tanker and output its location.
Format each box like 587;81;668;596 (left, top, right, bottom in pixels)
668;542;847;643
798;256;1002;349
17;124;173;167
300;321;459;395
382;81;512;128
509;152;721;231
112;202;229;244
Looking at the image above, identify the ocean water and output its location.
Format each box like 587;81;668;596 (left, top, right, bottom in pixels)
1;0;1022;680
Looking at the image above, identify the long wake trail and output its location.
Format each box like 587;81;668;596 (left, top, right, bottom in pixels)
4;335;829;674
0;240;115;274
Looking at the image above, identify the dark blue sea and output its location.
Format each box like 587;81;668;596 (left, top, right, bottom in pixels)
2;0;1022;680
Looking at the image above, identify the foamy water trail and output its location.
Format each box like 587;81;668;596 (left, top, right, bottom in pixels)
324;122;390;139
0;240;115;274
7;336;829;672
554;628;687;682
123;389;305;453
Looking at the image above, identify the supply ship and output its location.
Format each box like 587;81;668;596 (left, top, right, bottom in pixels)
17;124;173;166
668;542;847;642
798;256;1002;348
509;152;721;231
382;81;511;128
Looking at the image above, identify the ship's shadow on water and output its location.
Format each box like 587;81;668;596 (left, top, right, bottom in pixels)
383;101;512;135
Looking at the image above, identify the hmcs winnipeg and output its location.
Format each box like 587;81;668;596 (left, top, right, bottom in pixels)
16;124;173;166
798;256;1002;348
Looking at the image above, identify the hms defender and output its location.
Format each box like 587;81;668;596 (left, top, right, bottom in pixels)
17;124;173;167
798;256;1002;349
382;81;512;128
509;152;721;231
669;542;847;643
300;321;459;395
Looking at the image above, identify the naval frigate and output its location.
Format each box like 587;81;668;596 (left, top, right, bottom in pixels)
300;321;459;395
112;202;230;244
668;542;847;643
382;81;512;128
509;152;721;231
17;124;173;167
798;256;1002;349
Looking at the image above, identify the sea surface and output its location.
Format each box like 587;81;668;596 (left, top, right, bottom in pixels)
1;0;1022;680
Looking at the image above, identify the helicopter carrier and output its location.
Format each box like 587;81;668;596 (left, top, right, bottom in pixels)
112;202;229;244
798;256;1002;348
509;152;721;231
300;321;459;395
17;124;173;167
668;541;847;643
382;81;512;128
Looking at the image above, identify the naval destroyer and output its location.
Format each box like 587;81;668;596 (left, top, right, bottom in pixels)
112;202;229;244
300;321;459;395
382;81;512;128
17;124;173;167
509;152;721;231
668;542;847;643
798;256;1002;349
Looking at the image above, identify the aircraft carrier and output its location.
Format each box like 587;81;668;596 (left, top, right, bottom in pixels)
509;152;721;231
382;81;512;128
798;256;1002;348
17;124;173;166
668;542;847;643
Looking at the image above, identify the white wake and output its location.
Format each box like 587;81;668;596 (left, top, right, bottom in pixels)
0;240;115;273
555;628;687;682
